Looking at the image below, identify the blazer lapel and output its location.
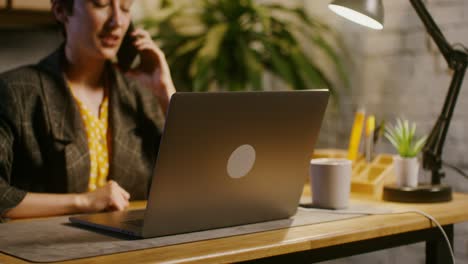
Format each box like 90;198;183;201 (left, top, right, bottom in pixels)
37;48;90;193
107;67;139;190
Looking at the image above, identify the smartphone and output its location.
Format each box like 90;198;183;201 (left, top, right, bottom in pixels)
117;22;139;72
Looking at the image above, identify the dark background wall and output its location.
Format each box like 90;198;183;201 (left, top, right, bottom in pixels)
0;28;62;73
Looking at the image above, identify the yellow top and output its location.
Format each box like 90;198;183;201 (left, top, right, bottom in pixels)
73;96;110;191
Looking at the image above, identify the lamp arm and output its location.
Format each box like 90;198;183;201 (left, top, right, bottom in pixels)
409;0;468;184
422;61;467;184
409;0;452;65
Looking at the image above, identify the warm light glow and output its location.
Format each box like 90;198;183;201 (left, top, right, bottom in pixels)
329;4;383;30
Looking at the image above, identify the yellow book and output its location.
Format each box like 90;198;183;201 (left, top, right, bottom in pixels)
348;109;365;161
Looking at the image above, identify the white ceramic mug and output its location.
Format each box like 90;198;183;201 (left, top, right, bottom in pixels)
310;158;352;209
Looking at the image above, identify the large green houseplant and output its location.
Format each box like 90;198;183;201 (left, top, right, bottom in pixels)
140;0;348;97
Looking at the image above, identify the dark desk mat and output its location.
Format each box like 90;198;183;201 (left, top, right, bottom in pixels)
0;204;387;263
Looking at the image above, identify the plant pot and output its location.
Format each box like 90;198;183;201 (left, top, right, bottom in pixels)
393;156;419;188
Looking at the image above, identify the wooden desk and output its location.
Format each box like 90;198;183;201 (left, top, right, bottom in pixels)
2;188;468;264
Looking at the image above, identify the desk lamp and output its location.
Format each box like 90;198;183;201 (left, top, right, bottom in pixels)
328;0;467;202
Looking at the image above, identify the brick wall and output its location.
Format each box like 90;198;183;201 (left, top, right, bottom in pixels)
304;0;468;263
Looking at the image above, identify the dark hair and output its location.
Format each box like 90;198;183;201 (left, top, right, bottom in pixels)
52;0;74;15
51;0;74;37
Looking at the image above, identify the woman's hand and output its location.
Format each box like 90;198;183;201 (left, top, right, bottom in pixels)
76;180;130;213
3;181;130;219
124;28;176;114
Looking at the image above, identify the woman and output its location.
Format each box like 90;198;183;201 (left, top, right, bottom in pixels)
0;0;175;220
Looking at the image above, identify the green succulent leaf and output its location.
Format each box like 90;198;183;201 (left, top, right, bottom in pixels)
384;132;399;151
385;119;427;157
409;135;427;157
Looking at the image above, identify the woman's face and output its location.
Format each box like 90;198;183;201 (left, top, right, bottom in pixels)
64;0;134;60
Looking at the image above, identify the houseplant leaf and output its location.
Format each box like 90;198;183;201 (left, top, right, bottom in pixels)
385;119;427;158
140;0;349;98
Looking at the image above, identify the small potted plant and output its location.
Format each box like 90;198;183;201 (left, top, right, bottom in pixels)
384;119;427;187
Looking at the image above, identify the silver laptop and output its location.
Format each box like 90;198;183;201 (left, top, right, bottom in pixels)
69;90;329;238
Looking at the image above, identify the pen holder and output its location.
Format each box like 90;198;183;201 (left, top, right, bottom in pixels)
310;149;395;198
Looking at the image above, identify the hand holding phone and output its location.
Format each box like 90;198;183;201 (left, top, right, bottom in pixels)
119;25;177;115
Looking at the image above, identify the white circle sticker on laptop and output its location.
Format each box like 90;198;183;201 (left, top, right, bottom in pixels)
227;144;256;179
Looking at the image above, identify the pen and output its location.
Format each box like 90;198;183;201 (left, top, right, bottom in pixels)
365;115;375;162
348;108;365;161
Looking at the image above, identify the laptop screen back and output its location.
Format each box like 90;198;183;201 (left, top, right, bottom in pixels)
142;90;329;237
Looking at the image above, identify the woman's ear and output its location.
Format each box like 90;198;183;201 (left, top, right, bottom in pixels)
52;2;68;24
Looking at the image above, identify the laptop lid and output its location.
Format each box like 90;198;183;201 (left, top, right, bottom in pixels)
141;90;329;238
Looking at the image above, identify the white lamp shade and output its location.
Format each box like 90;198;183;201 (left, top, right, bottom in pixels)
329;0;384;30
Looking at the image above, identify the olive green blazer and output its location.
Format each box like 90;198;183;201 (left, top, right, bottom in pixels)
0;47;164;218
